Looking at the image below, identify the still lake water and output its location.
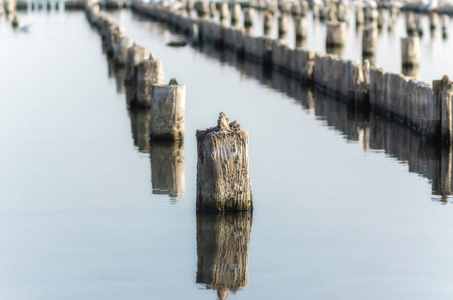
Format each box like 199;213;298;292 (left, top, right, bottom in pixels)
2;6;453;300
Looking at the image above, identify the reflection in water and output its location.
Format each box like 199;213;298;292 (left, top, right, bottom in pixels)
107;56;126;94
198;42;453;203
129;109;150;153
150;141;185;198
196;212;253;300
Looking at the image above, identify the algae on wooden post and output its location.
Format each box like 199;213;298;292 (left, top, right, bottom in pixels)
196;113;253;212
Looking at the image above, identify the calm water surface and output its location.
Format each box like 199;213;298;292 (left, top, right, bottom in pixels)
2;7;453;300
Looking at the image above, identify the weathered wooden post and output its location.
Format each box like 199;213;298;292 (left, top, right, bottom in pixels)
113;35;133;66
415;14;423;36
150;78;186;141
401;36;419;67
196;113;253;212
437;76;453;143
196;212;252;300
406;12;416;34
312;2;320;19
195;0;208;18
12;15;19;27
150;141;185;197
263;11;272;36
429;12;439;30
291;1;301;16
231;2;241;26
243;7;254;28
136;53;165;108
219;2;228;21
377;9;384;29
356;6;364;26
192;22;199;44
336;1;348;23
362;25;377;55
186;0;194;13
442;14;449;38
295;15;307;41
278;13;288;39
125;43;148;84
209;0;216;19
326;21;347;47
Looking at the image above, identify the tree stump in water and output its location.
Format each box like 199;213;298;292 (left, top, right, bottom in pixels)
196;113;253;212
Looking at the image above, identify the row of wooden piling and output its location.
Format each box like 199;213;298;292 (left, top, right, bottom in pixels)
85;1;253;212
130;1;453;146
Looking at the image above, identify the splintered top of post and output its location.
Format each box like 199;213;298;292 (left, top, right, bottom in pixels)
215;112;241;132
196;113;245;139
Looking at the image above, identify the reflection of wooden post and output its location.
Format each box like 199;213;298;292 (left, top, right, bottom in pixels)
196;212;253;299
150;142;185;197
196;113;253;212
263;11;272;36
129;109;151;153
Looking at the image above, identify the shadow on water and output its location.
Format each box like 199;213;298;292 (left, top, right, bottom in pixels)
150;141;185;200
197;42;453;203
196;212;253;300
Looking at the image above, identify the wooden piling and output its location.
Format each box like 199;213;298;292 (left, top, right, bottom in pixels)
243;8;254;28
136;54;165;108
125;43;148;84
278;13;288;37
113;35;133;66
295;16;307;41
150;78;186;141
356;6;364;25
196;112;253;212
442;14;449;38
362;25;377;55
209;1;216;18
231;2;241;26
401;36;420;67
219;2;228;21
263;11;272;36
429;12;439;29
326;21;347;47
